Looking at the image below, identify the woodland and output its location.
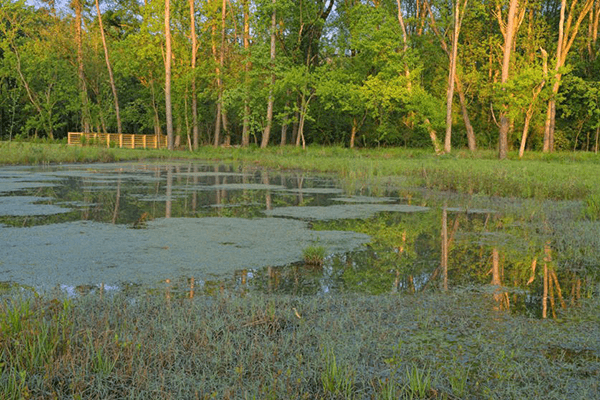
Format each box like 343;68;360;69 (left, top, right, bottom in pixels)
1;0;600;159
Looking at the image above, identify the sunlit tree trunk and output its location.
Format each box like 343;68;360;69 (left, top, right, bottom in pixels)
519;49;548;158
165;0;174;150
95;0;121;134
242;0;251;147
213;0;228;147
425;0;475;151
444;0;466;154
189;0;199;150
498;0;521;160
261;0;276;148
73;0;90;133
543;0;594;153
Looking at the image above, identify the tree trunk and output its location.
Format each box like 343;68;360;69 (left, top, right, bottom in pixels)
543;0;594;152
75;0;90;134
261;0;276;148
189;0;199;149
350;117;357;149
220;0;228;145
425;0;475;151
444;0;464;154
165;0;174;150
95;0;122;134
456;79;476;151
498;0;520;160
519;49;547;158
242;0;251;147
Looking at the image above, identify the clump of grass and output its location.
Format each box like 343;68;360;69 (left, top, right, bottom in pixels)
320;347;354;398
403;364;433;399
582;194;600;220
303;245;326;266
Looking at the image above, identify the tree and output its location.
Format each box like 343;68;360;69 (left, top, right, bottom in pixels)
425;0;476;152
497;0;525;160
189;0;199;149
165;0;174;149
71;0;91;133
543;0;594;152
95;0;122;134
444;0;469;153
261;0;277;148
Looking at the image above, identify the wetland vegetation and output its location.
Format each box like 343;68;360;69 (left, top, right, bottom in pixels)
0;148;599;398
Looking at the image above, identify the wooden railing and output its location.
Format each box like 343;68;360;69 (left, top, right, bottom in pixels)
68;132;167;149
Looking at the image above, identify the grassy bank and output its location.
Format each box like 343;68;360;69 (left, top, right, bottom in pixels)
0;141;171;165
1;291;598;399
3;142;600;202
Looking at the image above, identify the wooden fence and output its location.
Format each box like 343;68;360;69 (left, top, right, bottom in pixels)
68;132;167;149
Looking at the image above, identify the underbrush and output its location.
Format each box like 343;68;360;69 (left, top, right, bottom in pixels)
1;290;598;399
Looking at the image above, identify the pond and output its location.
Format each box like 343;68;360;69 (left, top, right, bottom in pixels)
0;160;598;318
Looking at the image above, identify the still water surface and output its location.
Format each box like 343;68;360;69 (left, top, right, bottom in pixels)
0;161;598;317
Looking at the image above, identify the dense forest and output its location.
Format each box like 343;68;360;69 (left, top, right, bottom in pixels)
1;0;600;157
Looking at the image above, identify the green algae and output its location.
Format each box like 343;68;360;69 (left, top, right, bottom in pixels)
0;217;369;291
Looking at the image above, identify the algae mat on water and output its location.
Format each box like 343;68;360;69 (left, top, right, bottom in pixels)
0;217;369;290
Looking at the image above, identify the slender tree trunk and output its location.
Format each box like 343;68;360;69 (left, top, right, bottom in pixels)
10;45;53;138
544;0;565;153
543;0;594;152
219;0;230;146
75;0;90;134
519;49;548;158
165;0;174;150
425;0;475;151
350;117;357;149
212;21;221;147
95;0;122;134
261;0;277;148
456;79;476;150
189;0;199;149
242;0;251;147
498;0;520;160
444;0;464;154
280;99;290;146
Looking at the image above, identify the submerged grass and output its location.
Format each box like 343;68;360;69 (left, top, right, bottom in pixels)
0;290;598;399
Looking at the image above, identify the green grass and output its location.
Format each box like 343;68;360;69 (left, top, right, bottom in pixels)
0;290;598;399
3;142;600;202
303;245;326;266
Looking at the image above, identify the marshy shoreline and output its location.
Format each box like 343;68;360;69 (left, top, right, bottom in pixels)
2;290;599;399
1;142;600;398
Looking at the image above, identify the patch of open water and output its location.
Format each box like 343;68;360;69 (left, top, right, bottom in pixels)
0;161;598;317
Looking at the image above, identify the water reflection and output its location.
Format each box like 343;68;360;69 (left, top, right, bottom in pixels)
0;161;598;318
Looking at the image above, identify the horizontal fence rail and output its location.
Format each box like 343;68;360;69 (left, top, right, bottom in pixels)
68;132;167;149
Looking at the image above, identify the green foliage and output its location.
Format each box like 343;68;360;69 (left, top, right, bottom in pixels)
582;195;600;221
403;364;433;399
302;245;326;266
320;347;355;398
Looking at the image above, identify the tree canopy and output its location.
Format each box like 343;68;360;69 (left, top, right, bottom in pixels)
1;0;600;156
